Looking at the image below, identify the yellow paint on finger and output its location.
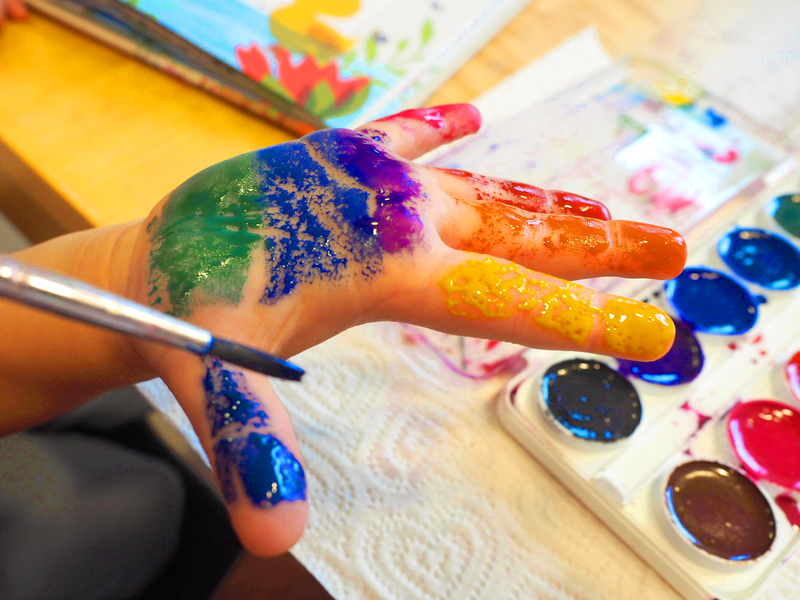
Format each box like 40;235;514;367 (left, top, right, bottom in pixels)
438;257;674;358
602;297;674;358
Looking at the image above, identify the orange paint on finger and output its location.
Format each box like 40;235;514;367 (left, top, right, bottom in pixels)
615;221;687;279
545;217;611;257
438;257;674;358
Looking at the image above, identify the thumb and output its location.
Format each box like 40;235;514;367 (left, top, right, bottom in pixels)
156;348;309;556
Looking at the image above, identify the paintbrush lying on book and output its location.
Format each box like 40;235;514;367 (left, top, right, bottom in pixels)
0;256;304;382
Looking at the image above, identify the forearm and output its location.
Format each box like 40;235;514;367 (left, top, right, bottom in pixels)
0;220;156;434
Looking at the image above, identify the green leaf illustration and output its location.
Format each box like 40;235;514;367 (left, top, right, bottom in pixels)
365;35;378;64
259;75;294;103
397;38;409;52
304;80;337;116
321;83;372;119
421;19;434;46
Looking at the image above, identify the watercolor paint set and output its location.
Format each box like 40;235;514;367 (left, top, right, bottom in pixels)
497;176;800;600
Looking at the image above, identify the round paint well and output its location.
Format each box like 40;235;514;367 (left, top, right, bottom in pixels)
540;358;641;444
617;319;704;386
768;193;800;239
728;400;800;492
786;350;800;402
664;268;759;335
718;228;800;290
663;460;776;565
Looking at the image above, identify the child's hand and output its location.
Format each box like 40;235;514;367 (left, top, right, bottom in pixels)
0;0;28;25
126;105;687;556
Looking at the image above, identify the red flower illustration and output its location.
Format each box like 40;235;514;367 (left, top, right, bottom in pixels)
235;43;272;81
271;46;370;110
235;42;372;119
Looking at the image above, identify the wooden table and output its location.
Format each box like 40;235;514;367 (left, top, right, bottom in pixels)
0;1;705;598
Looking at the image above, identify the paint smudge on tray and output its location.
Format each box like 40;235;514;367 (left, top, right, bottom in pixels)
775;494;800;531
786;350;800;402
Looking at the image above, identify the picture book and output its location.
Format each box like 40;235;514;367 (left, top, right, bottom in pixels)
27;0;530;134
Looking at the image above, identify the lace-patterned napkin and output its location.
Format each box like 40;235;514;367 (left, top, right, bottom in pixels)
139;323;800;599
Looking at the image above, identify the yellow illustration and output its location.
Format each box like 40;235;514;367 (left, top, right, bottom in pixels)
270;0;360;63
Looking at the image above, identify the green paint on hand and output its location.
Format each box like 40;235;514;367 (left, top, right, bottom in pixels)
148;154;264;317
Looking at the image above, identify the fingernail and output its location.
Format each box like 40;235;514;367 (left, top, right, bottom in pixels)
550;191;612;220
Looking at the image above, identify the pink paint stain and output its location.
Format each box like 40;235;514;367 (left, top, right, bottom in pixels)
712;148;740;164
376;104;481;141
775;494;800;531
728;400;800;491
680;401;712;429
786;350;800;402
627;165;697;213
628;166;660;195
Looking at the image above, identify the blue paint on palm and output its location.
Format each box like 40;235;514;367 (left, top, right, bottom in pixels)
250;130;424;304
251;138;379;304
305;129;425;253
203;358;306;507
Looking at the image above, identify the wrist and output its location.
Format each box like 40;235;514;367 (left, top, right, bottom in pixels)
0;220;157;432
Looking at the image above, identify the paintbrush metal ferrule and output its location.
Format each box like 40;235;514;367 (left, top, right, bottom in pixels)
0;257;304;381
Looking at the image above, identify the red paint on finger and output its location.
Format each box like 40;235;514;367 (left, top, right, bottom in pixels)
376;104;481;141
440;169;611;219
549;191;611;220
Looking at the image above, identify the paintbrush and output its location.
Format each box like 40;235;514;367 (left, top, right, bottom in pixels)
0;256;304;382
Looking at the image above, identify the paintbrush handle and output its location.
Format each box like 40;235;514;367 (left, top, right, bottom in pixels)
0;256;212;353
